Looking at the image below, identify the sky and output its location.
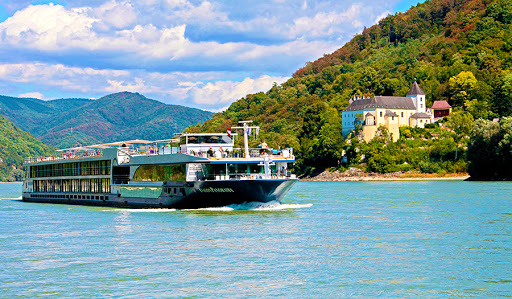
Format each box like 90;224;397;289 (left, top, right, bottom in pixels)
0;0;424;112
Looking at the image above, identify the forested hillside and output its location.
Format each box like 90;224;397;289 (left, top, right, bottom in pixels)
0;95;92;135
0;116;54;181
187;0;512;174
0;93;213;149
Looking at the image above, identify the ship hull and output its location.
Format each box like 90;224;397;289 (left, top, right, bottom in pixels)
22;179;298;209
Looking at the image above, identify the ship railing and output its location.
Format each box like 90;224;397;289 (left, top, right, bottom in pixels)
114;145;294;160
199;171;295;181
183;147;294;160
24;150;104;164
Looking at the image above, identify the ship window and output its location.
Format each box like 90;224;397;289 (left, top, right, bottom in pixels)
133;165;186;181
184;135;229;144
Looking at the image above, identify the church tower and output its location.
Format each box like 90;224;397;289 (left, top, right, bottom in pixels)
406;81;426;113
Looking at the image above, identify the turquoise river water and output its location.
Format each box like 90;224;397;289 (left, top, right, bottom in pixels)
1;181;511;297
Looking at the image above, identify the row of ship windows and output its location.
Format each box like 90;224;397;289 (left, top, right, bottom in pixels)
30;161;111;178
33;179;111;194
28;194;109;201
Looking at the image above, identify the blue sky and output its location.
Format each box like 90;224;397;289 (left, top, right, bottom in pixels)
0;0;424;111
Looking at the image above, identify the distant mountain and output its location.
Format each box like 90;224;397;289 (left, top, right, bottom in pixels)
0;92;213;148
0;115;54;181
0;95;92;135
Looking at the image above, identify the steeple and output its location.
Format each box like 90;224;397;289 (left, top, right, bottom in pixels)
407;81;425;96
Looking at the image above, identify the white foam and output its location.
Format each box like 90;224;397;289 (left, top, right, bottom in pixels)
103;201;312;213
105;208;177;213
227;200;313;211
0;196;23;200
184;206;234;212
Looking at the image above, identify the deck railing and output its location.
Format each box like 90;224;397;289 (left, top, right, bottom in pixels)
24;146;294;164
198;171;296;181
24;150;104;164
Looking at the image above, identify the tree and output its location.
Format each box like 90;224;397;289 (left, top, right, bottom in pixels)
487;0;512;24
494;72;512;117
448;71;477;107
467;117;512;179
445;111;474;160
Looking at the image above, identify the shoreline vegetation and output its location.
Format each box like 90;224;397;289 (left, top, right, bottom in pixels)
300;168;470;182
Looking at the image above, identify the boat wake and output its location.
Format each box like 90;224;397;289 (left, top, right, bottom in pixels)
186;200;313;212
0;196;22;200
107;201;312;213
107;208;177;213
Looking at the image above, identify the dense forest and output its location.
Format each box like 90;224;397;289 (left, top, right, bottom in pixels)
0;116;54;181
186;0;512;177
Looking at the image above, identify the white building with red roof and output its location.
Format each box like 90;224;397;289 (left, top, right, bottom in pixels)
342;82;433;141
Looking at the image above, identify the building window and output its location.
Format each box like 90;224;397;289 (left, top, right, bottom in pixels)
401;112;404;117
380;111;382;117
421;104;423;108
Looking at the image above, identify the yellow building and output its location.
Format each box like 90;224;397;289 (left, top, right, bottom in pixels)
342;82;432;142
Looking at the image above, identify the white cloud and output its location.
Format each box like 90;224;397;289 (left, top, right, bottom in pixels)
106;78;146;92
18;92;45;99
95;0;137;29
0;4;97;50
237;40;338;61
0;3;259;61
165;0;190;9
0;63;129;93
0;63;128;83
289;4;362;38
188;75;289;106
374;11;391;24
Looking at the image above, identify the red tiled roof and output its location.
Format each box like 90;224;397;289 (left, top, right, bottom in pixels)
431;101;451;109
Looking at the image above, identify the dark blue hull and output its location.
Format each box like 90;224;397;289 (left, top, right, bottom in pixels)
169;179;297;209
22;179;298;209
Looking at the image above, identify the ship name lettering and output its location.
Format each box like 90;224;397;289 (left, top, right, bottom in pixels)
197;187;234;193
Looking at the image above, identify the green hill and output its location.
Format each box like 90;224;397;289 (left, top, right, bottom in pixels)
0;93;213;149
0;115;54;181
0;95;93;135
188;0;512;174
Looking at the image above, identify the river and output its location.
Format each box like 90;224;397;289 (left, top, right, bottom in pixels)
1;181;511;297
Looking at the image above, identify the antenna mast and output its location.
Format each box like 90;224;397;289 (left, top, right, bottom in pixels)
231;120;260;158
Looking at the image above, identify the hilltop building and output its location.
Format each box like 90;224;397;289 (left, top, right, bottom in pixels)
342;82;432;142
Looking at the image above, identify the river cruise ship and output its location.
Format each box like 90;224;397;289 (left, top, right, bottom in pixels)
22;122;297;209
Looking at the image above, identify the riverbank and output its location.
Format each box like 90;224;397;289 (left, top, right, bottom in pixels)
300;168;470;181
